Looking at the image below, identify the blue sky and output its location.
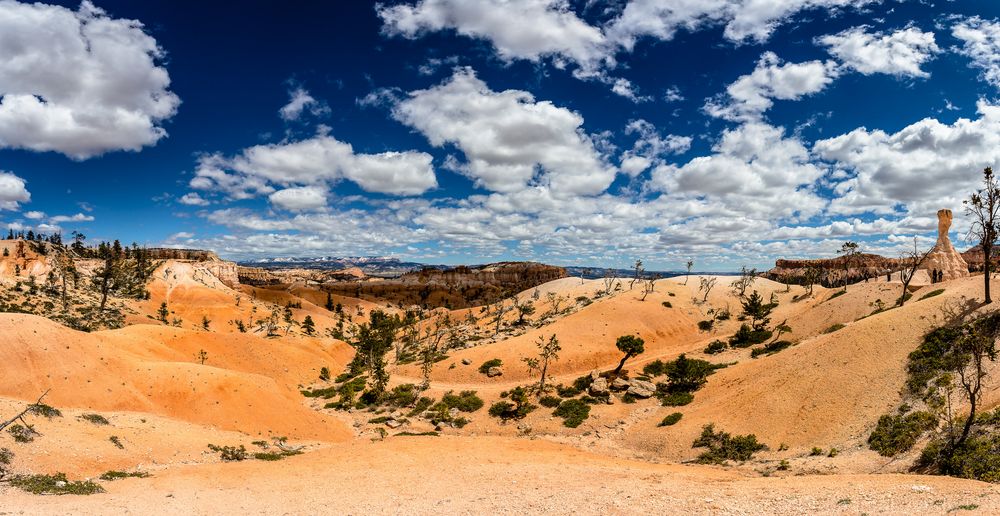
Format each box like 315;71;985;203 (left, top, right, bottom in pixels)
2;0;1000;269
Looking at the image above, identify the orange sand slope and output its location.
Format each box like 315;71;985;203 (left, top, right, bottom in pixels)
0;313;352;441
3;436;997;515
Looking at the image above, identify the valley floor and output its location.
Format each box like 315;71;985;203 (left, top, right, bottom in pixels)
3;436;998;515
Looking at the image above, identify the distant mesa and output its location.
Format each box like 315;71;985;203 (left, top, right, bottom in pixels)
767;209;981;286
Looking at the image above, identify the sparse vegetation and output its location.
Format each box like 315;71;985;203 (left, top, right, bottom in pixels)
553;399;590;428
207;444;248;461
99;470;150;481
540;395;562;408
692;424;767;464
920;289;946;301
9;473;104;495
488;386;535;421
703;340;727;354
823;323;845;334
80;413;110;425
868;411;937;457
440;390;484;412
659;412;683;427
478;358;503;375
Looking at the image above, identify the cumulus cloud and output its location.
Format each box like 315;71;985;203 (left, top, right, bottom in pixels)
188;133;437;206
953;16;1000;89
606;0;878;49
652;122;827;221
268;186;328;211
23;210;45;220
278;87;330;121
179;192;211;206
378;0;609;69
389;67;616;195
619;119;690;176
705;52;840;121
815;100;1000;217
819;26;939;78
0;0;179;159
0;171;30;210
49;213;94;223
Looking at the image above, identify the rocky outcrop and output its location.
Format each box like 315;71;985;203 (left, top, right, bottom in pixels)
146;248;221;261
237;267;282;286
202;260;240;289
767;254;902;286
923;210;969;281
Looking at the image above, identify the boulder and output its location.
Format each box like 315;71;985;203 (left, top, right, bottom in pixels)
612;378;630;390
589;377;609;395
627;379;656;398
385;419;403;429
461;358;472;365
486;366;503;378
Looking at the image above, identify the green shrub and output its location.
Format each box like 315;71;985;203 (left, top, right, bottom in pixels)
478;358;503;374
207;444;248;461
406;396;435;417
253;449;302;461
556;384;581;398
697;320;714;332
27;403;61;419
664;354;715;392
692;424;767;464
658;391;694;406
823;323;845;334
919;433;1000;482
384;384;419;407
728;324;772;348
704;340;727;354
441;390;484;412
487;387;535;421
919;289;945;301
867;411;936;457
109;436;124;449
659;412;683;427
642;359;668;377
319;367;331;381
809;447;823;456
80;413;110;425
553;399;591;428
99;470;150;481
750;340;792;358
8;424;36;443
539;395;562;408
662;301;672;308
396;431;439;437
10;473;104;495
572;375;593;392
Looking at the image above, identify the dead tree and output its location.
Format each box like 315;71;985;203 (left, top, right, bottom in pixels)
0;390;50;433
965;166;1000;304
897;237;934;307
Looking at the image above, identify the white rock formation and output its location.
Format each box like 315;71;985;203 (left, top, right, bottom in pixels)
923;209;970;281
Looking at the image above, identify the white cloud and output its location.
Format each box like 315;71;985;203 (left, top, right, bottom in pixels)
705;52;839;121
652;122;827;221
278;87;329;121
268;186;328;211
663;86;684;103
610;77;651;102
378;0;609;69
0;171;30;210
168;231;194;240
179;192;211;206
23;210;45;220
0;0;179;159
606;0;879;50
619;119;691;176
49;213;94;223
819;26;939;78
389;67;616;195
953;16;1000;89
189;134;437;201
814;100;1000;217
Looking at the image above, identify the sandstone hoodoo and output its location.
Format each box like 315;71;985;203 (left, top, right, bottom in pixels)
923;209;970;281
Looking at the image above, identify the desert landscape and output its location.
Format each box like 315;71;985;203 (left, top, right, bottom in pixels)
4;206;1000;514
5;0;1000;514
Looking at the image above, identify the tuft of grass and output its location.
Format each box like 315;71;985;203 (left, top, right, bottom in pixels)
109;436;124;449
207;444;248;461
395;431;439;437
79;413;110;426
658;412;683;427
809;447;823;456
99;470;150;481
919;289;945;301
822;323;845;334
10;473;104;495
659;391;694;406
253;449;302;461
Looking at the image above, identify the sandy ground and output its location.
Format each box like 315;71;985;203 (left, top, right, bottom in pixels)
2;436;998;515
5;267;1000;514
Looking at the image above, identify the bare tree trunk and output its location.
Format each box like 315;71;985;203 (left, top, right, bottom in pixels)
0;390;49;433
985;244;993;304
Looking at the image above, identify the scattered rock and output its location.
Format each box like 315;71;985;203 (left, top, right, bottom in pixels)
461;358;472;365
612;378;630;390
627;379;656;398
486;366;503;378
590;377;609;395
590;370;601;381
385;419;403;429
